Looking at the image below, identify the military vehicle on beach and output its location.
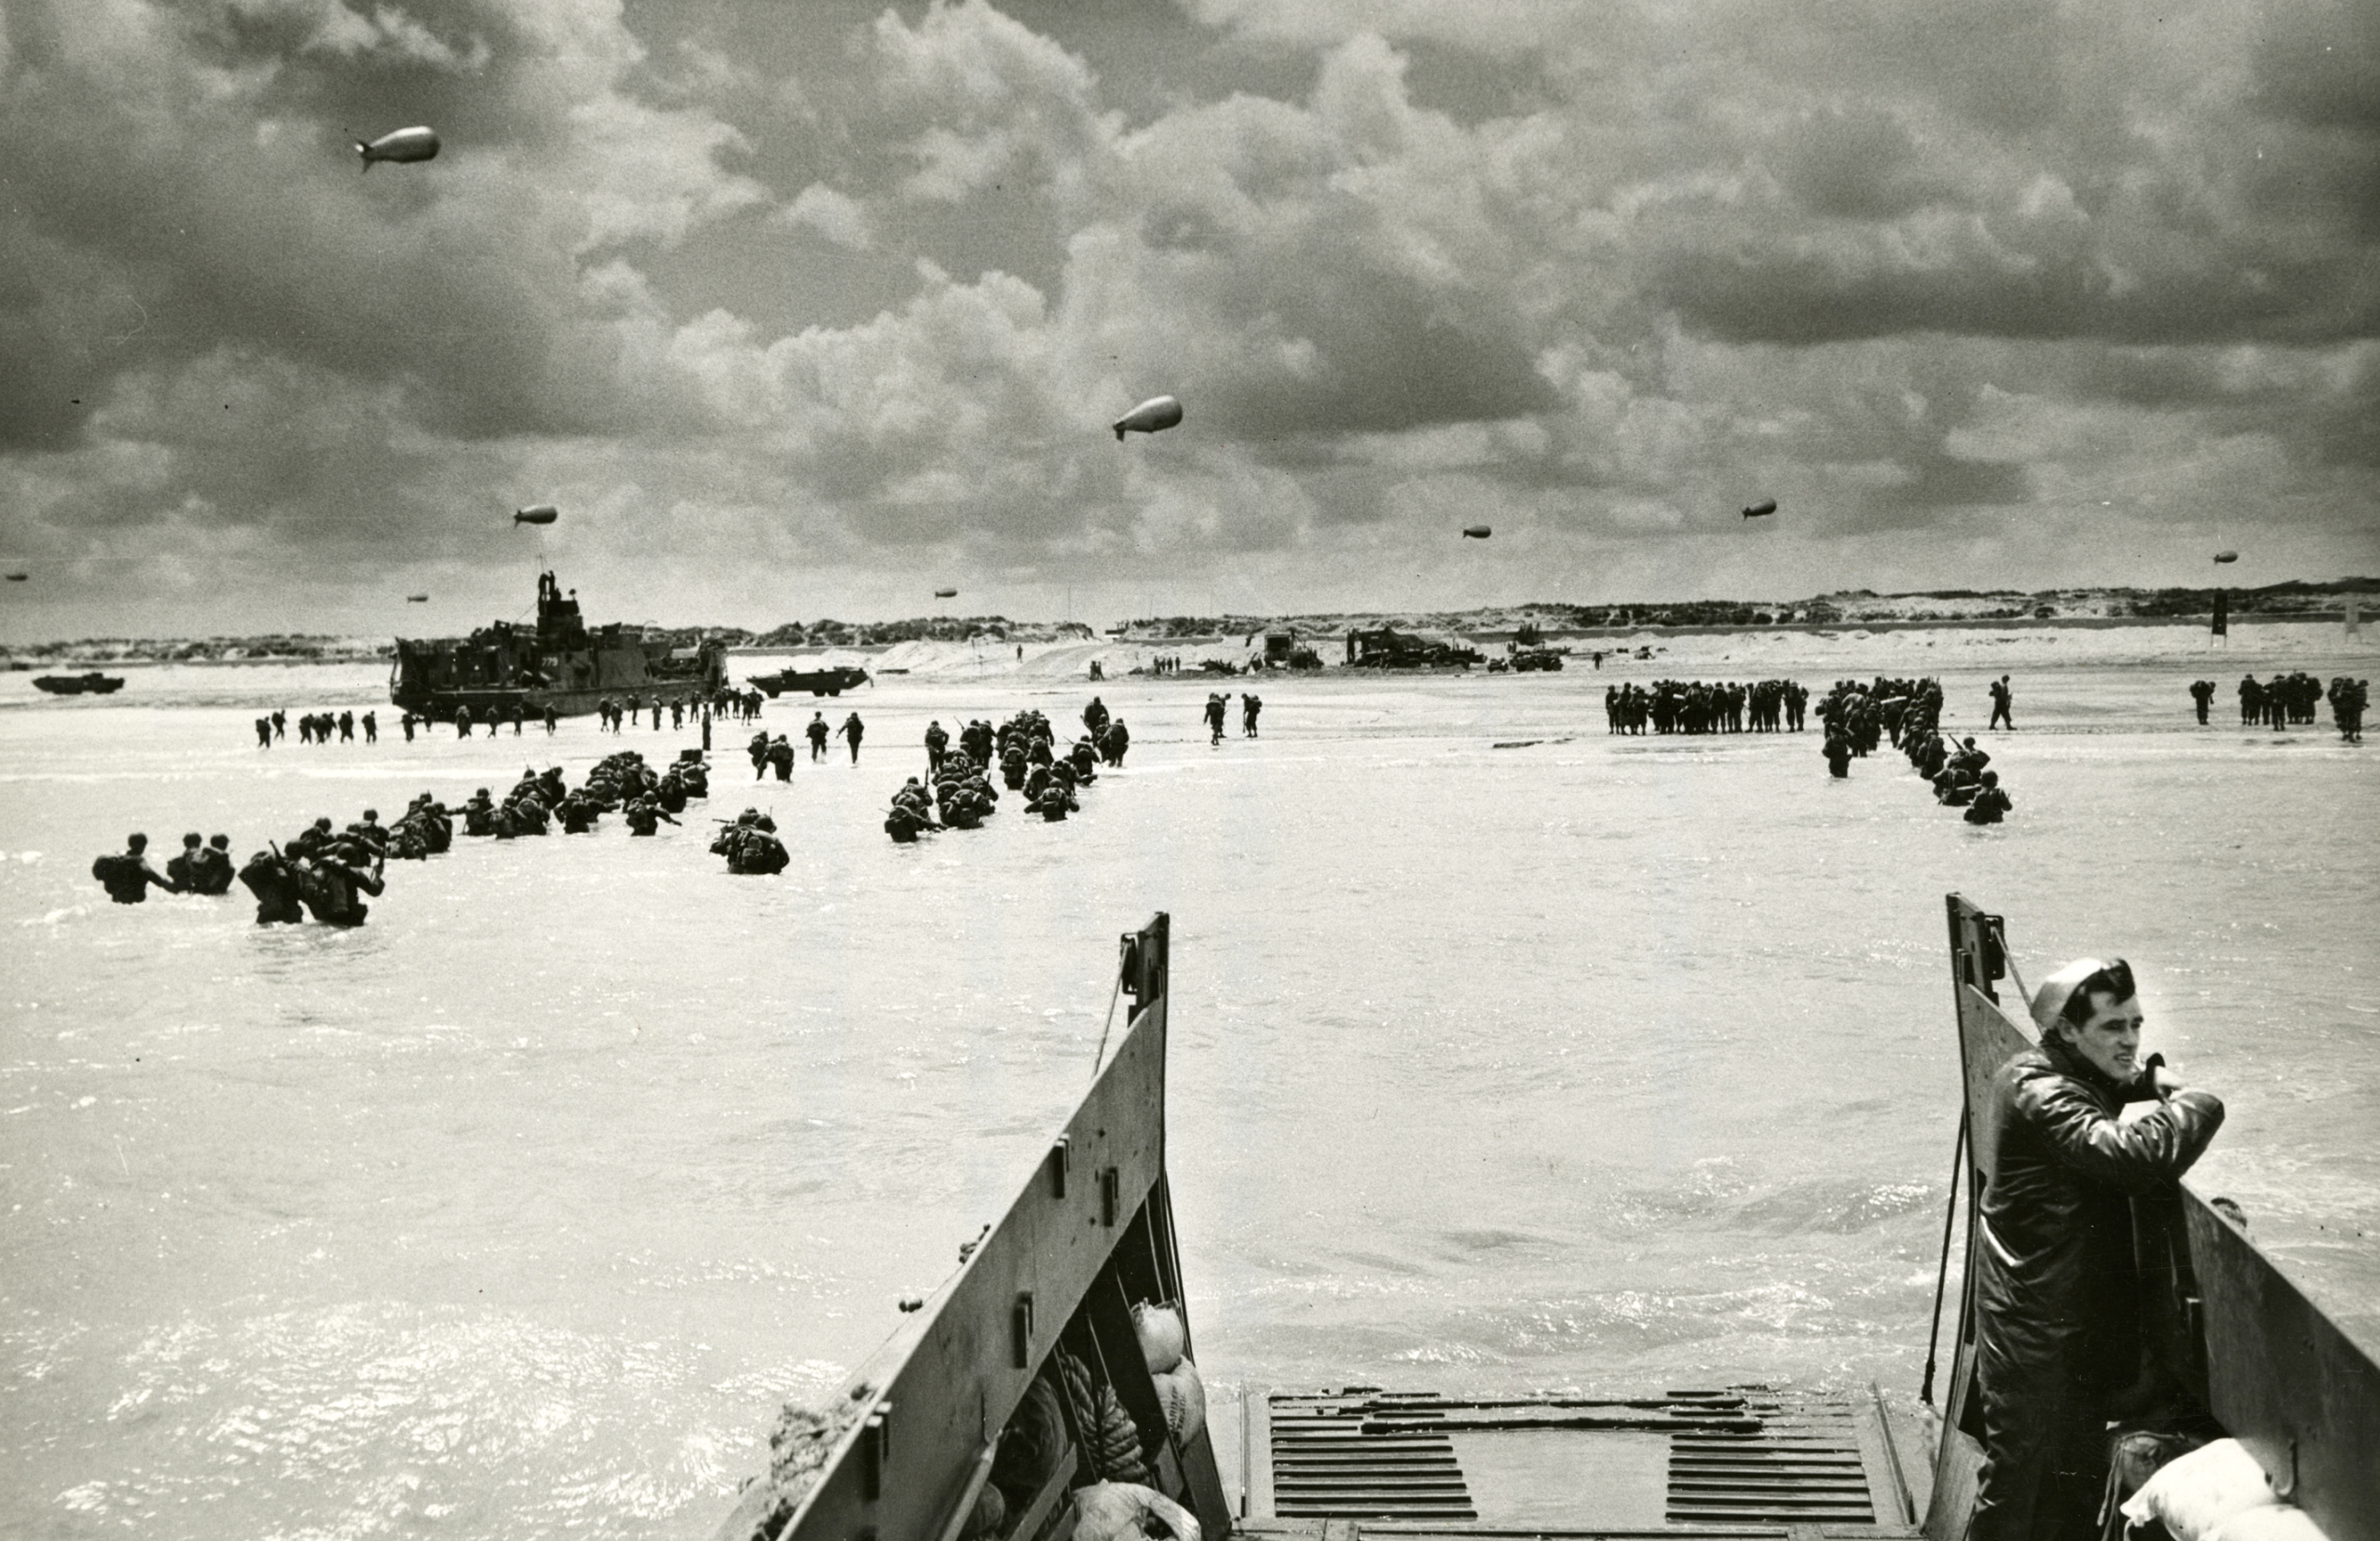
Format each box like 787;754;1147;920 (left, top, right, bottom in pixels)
747;663;871;698
1344;625;1482;669
32;672;127;695
715;901;2378;1541
388;569;727;721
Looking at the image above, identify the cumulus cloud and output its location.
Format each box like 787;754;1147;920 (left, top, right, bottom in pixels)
1;0;2373;638
778;184;875;250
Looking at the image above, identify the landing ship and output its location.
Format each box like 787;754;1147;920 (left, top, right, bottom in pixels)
716;902;2380;1541
389;568;726;722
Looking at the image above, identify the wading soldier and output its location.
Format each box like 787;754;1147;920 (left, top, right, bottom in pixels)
1968;959;2223;1541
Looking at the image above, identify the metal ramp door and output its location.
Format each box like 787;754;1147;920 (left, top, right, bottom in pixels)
1243;1385;1923;1535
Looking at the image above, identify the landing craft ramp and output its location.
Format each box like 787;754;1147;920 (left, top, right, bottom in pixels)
1239;1384;1922;1534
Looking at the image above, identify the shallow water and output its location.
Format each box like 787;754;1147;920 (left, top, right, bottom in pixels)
2;636;2374;1539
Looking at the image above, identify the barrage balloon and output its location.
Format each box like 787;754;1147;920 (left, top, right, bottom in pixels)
1112;395;1183;441
355;126;439;171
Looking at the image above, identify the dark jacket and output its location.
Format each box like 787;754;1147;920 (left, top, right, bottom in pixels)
1976;1037;2223;1391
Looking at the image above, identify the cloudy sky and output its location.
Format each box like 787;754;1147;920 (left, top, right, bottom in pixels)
0;0;2373;638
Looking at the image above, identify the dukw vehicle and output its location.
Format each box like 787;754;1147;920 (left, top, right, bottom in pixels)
389;568;727;721
748;663;872;699
715;901;2378;1540
32;671;127;695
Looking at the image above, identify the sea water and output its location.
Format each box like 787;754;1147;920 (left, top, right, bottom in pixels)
2;629;2374;1539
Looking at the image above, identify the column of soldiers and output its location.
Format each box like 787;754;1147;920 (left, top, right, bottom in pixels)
2233;672;2344;730
1803;675;2007;823
1604;679;1806;734
1810;675;2015;825
443;702;538;737
746;710;864;781
886;704;1126;842
255;709;378;747
91;832;237;904
458;750;706;841
726;688;766;722
884;743;1001;840
100;750;713;921
1913;732;2013;825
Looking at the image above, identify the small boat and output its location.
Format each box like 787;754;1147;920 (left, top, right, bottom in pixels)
747;665;871;699
713;902;2380;1541
33;672;126;695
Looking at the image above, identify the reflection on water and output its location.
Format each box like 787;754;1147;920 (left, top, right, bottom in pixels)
1;647;2373;1538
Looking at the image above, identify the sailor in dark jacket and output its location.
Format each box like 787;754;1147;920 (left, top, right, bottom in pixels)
1969;958;2223;1541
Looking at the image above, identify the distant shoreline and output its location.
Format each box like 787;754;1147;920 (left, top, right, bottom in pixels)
1482;610;2361;642
6;607;2362;667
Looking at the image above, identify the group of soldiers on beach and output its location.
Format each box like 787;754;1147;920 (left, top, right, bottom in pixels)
442;702;544;737
1810;675;2013;824
253;686;773;748
1920;734;2013;824
595;694;700;732
155;648;2380;909
1201;691;1258;743
98;747;713;922
91;832;239;904
2233;671;2328;729
1605;678;1807;734
749;712;867;780
884;702;1127;842
96;813;388;926
457;750;707;842
2202;672;2365;739
253;709;382;746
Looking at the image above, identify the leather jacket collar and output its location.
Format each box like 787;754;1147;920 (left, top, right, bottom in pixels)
2040;1030;2137;1101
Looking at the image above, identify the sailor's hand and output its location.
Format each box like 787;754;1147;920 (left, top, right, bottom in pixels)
2151;1063;2185;1099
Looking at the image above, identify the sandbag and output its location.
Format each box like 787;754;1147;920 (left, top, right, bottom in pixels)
2120;1439;2279;1540
1071;1481;1199;1541
1132;1302;1185;1375
1149;1356;1205;1443
2209;1507;2330;1541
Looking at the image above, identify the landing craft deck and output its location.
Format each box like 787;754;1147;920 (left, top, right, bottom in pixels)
716;906;2379;1541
